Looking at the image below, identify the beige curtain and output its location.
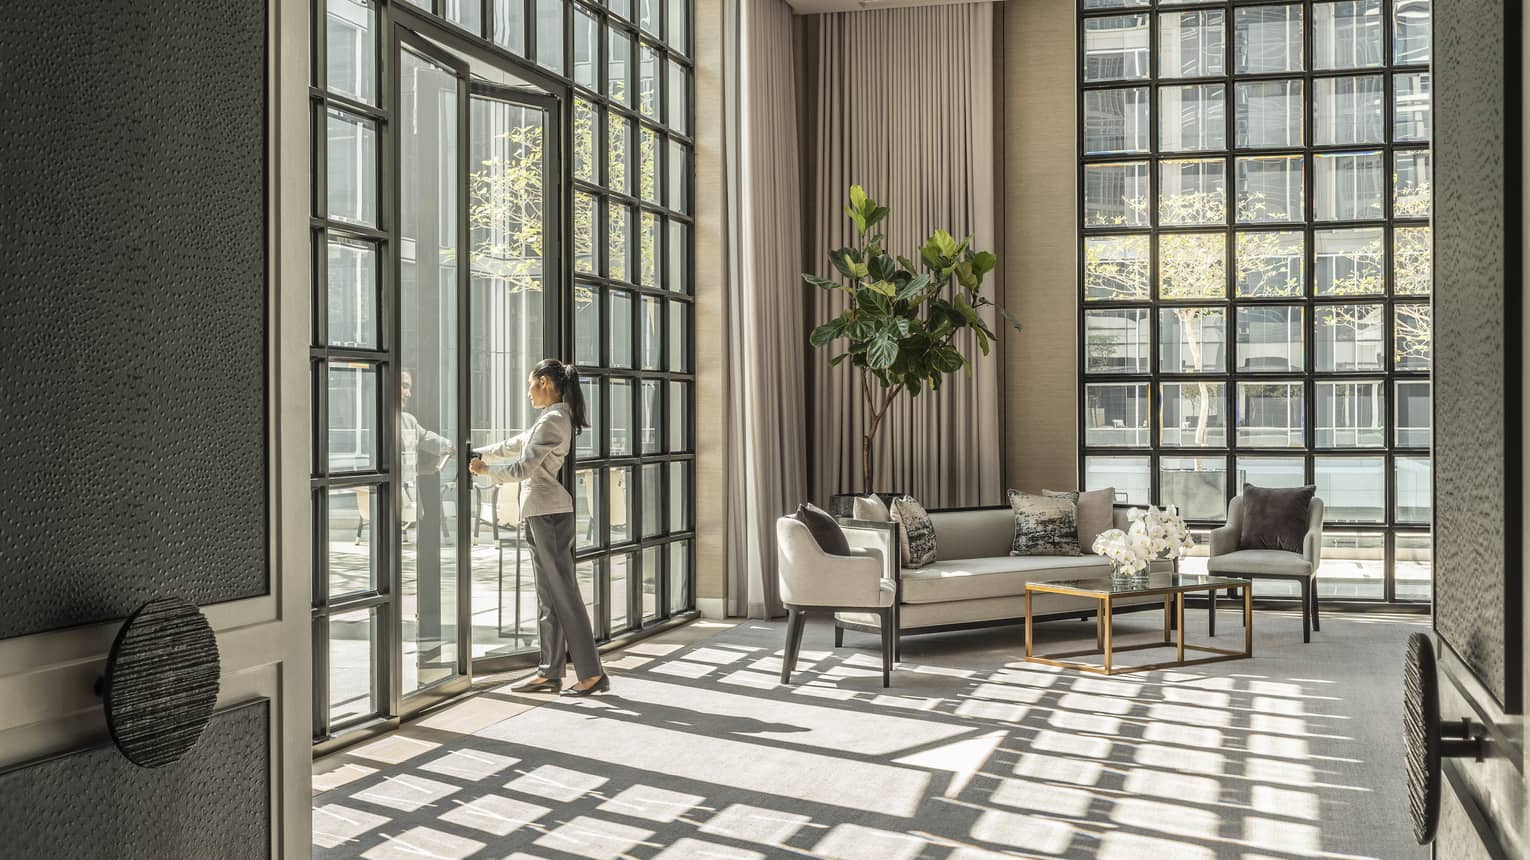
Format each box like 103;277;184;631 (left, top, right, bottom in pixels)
722;0;805;618
805;3;1001;509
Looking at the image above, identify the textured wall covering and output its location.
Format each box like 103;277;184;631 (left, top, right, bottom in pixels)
0;701;269;858
1433;0;1519;710
0;0;269;638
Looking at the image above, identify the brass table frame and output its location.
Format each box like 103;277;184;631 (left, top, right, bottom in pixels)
1024;577;1253;675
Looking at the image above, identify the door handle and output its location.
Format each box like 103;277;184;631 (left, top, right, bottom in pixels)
1404;632;1486;844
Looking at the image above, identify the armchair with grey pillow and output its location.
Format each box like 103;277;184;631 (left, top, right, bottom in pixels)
1207;485;1325;642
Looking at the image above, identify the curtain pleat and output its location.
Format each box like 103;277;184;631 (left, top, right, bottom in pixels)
807;4;1001;510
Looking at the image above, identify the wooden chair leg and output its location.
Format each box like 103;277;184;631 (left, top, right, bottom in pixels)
781;608;807;684
1208;588;1217;637
1300;579;1311;644
879;609;893;688
834;622;844;648
1310;579;1320;632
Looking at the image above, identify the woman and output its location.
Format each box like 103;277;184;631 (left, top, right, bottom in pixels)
469;360;608;696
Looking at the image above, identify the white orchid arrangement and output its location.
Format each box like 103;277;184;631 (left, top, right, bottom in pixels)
1091;505;1196;576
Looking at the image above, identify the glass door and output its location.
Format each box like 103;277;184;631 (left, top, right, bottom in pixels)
395;27;470;698
465;86;560;667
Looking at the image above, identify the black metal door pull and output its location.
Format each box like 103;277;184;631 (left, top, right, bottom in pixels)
96;597;221;768
1404;632;1486;845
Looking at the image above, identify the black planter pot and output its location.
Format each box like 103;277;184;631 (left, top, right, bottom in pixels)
828;491;904;519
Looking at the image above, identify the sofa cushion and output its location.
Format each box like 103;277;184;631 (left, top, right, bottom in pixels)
1007;491;1083;556
928;508;1016;560
901;554;1115;604
890;496;938;568
1240;484;1316;553
1207;549;1312;577
1044;487;1115;553
852;494;891;522
790;503;850;556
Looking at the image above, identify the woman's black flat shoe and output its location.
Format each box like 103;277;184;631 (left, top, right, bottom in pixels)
559;675;610;697
511;677;562;693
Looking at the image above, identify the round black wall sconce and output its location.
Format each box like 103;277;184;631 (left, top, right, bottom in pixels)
98;597;221;768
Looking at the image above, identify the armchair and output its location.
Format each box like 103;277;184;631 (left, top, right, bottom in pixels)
1207;494;1325;642
776;517;897;686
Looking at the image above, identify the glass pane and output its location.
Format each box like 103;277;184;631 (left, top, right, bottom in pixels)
610;378;633;454
1235;456;1306;489
1235;80;1302;149
639;297;663;371
610;469;633;544
1394;226;1432;295
1084;14;1151;82
1316;380;1385;447
444;0;482;33
1159;84;1225;152
1085;308;1151;373
608;112;630;194
668;221;689;291
1158;233;1226;300
1314;0;1383;70
574;7;598;89
535;0;564;72
610;0;631;20
577;469;600;550
668;140;689;213
1395;304;1431;370
1159;307;1226;373
1085;161;1150;227
640;0;658;34
609;201;631;281
577;378;600;458
1160;456;1228;520
1318;531;1385;597
1084;456;1150;504
574;283;600;364
1394;72;1431;142
641;463;662;538
329;609;375;726
327;237;378;348
668;0;689;52
1314;76;1385;145
1234;5;1303;74
1236;230;1305;297
1161;382;1226;447
1159;158;1226;225
326;0;376;104
609;290;633;367
1315;456;1385;522
328;487;377;597
668;301;690;371
1396;380;1431;447
608;27;631;106
399;47;461;694
1395;532;1432;601
1315;227;1384;295
1158;10;1224;79
574;192;597;274
579;558;599;633
1236;306;1304;372
639;380;661;454
1084;88;1150;154
1085;0;1150;8
1084;235;1150;301
639;43;660;118
1236;381;1304;447
1394;149;1432;219
1085;383;1151;447
668;59;690;134
1236;155;1303;223
669;381;689;452
1315;303;1385;371
640;213;660;287
1314;151;1384;221
610;552;631;630
328;362;377;472
494;0;526;55
327;109;378;226
670;540;691;613
670;461;691;531
574;99;597;183
642;545;661;621
1394;0;1432;64
639;127;659;202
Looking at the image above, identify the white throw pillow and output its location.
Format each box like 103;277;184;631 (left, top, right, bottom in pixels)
852;494;891;522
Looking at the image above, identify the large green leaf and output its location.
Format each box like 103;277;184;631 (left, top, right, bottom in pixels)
867;280;897;297
896;273;932;301
972;250;997;277
809;319;843;347
802;274;842;291
828;248;857;280
867;332;898;368
868;254;896;282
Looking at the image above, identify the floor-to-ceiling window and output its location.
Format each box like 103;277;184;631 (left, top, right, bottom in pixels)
311;0;694;746
1078;0;1431;603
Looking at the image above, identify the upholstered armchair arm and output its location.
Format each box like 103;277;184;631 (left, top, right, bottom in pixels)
838;518;900;583
776;518;887;607
1209;496;1244;557
1303;498;1325;571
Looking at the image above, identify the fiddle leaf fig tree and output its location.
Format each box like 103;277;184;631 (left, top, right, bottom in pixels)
806;185;1022;494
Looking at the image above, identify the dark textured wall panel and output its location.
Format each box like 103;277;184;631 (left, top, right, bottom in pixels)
0;700;270;859
0;0;269;638
1433;0;1518;710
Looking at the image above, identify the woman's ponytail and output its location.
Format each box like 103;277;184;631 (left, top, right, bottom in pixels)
534;358;590;435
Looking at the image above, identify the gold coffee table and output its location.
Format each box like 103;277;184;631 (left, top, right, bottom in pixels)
1024;573;1252;675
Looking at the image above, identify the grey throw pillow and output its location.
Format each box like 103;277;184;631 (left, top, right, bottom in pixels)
852;494;891;522
889;496;937;568
1239;484;1316;553
1008;490;1083;556
1044;487;1115;553
792;503;851;556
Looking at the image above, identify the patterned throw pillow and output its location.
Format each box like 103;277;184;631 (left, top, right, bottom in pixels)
889;495;937;568
1008;490;1083;556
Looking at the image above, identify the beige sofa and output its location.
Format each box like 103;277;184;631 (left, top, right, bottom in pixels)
836;505;1171;652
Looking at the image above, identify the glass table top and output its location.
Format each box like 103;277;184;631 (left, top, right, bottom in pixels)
1030;573;1249;596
